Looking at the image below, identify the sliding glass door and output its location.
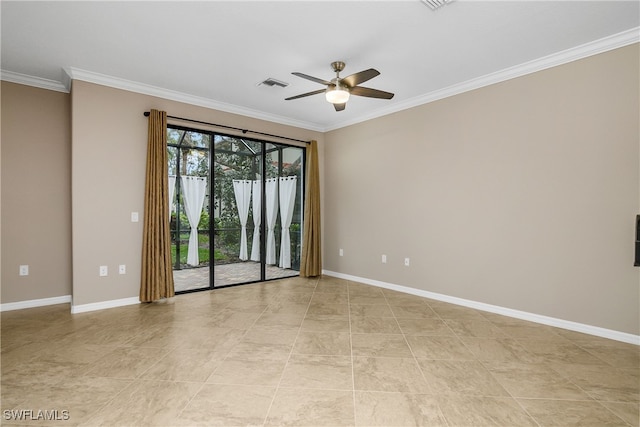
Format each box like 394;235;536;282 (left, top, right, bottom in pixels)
168;126;304;293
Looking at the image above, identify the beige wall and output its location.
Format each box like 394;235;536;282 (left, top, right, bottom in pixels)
70;80;324;306
2;45;638;337
324;44;640;335
1;81;72;303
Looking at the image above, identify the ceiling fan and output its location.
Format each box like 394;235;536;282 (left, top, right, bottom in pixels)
285;61;394;111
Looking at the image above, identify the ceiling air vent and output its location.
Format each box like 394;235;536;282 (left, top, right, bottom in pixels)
258;78;289;88
420;0;454;11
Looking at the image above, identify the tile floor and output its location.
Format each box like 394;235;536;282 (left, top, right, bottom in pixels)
1;276;638;426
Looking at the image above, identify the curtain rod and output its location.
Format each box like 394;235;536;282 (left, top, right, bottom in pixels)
143;111;311;144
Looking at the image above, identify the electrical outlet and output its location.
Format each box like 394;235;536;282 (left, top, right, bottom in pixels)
99;266;108;276
118;264;126;274
339;248;344;256
131;212;139;222
404;258;410;266
382;254;387;263
19;265;29;276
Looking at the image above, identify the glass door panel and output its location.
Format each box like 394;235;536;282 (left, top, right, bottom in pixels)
265;144;304;280
212;136;262;286
169;129;212;292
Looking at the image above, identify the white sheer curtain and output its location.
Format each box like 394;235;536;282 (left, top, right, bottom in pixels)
168;175;176;214
232;180;252;261
180;176;207;266
278;176;297;269
265;178;278;265
250;179;261;262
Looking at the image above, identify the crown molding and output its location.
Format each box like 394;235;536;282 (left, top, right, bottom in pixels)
64;67;324;132
325;26;640;131
0;69;68;93
3;26;637;132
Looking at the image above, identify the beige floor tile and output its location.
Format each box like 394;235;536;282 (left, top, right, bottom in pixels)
36;343;117;367
353;356;430;393
496;323;567;340
223;300;269;313
517;338;609;365
210;309;263;329
2;360;87;387
575;339;640;369
314;281;349;295
485;361;592;399
417;359;509;396
265;292;314;305
122;325;184;348
83;346;170;379
310;292;348;304
600;401;640;426
349;294;388;305
405;335;475;360
177;384;276;426
395;317;453;336
389;304;438;319
140;347;224;382
306;302;350;316
351;316;402;334
354;391;447;427
517;398;629;426
173;326;247;351
427;303;487;321
437;395;538;426
81;380;201;426
348;282;385;296
318;275;348;283
292;331;351;355
252;312;305;330
64;322;145;346
265;388;354;427
350;304;394;317
207;352;289;386
1;341;54;370
552;363;640;403
232;328;298;356
279;354;353;390
460;337;537;363
264;301;309;315
9;376;132;425
382;291;429;305
444;318;508;338
301;315;351;332
351;333;413;358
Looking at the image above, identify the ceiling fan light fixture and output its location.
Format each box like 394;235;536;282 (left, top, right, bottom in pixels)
325;84;350;104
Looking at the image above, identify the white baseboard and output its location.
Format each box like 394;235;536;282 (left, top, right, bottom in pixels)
323;270;640;346
0;295;72;312
71;296;140;314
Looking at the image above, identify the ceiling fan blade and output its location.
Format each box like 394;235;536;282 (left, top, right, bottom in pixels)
350;86;395;99
292;72;332;86
341;68;380;88
334;102;346;112
285;88;326;101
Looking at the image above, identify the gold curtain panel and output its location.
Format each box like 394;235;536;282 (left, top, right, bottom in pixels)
140;109;175;302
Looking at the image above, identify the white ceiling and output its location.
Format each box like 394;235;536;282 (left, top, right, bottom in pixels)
2;1;639;131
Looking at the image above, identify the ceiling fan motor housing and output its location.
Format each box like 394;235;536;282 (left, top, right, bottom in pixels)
331;61;346;74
